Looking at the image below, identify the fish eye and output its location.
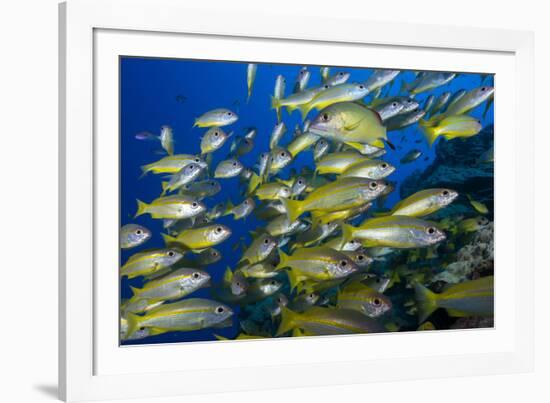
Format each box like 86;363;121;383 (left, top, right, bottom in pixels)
226;112;232;116
392;102;398;107
215;227;223;233
373;298;381;306
381;163;388;169
442;190;449;196
322;113;330;121
263;238;270;244
191;202;198;208
139;326;145;331
340;260;348;267
358;85;365;89
280;151;286;157
338;72;344;76
167;251;175;257
192;272;200;279
309;293;315;298
323;85;329;89
481;87;487;92
214;131;219;137
297;180;303;185
357;254;365;261
232;162;238;167
369;182;378;189
244;200;248;205
210;181;216;186
216;306;225;313
350;240;356;245
188;164;195;169
426;227;436;235
195;158;200;163
135;229;142;235
270;280;277;285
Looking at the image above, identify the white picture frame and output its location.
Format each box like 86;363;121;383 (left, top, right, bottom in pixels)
59;0;534;401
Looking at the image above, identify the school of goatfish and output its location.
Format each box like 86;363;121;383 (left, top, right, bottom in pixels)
121;65;494;342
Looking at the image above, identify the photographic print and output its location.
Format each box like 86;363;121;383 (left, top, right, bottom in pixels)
119;58;494;345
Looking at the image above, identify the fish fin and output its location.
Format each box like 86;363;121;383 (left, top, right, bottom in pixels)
248;172;262;195
129;286;141;296
223;200;235;217
298;103;311;121
223;266;233;285
161;233;178;247
286;269;305;292
414;282;439;323
160;181;170;196
125;312;142;339
341;223;356;244
276;249;290;271
382;138;396;151
192;119;200;128
281;198;304;222
276;307;299;336
343;117;365;132
371;209;391;217
446;309;468;318
270;96;281;110
420;125;440;147
135;199;148;218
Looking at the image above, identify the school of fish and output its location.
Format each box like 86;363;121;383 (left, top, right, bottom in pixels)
121;65;494;342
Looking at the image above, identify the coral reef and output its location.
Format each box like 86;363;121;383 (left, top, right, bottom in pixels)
432;222;494;284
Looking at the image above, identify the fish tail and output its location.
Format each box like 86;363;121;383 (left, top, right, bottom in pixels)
125;312;142;339
139;164;151;179
420;125;440;147
298;103;310;121
129;286;141;297
160;181;170;196
270;96;281;111
276;306;299;336
414;282;439;323
281;198;304;222
248;172;262;195
341;223;356;244
372;210;391;217
161;233;178;246
223;266;234;284
135;199;149;218
275;249;290;270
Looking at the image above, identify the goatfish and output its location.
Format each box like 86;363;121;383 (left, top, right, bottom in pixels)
239;234;278;265
282;177;387;222
179;180;221;199
404;72;456;95
200;127;232;154
223;198;255;220
342;216;446;248
315;151;370;175
415;276;494;323
214;159;244;178
363;70;400;93
382;188;458;218
162;224;231;251
120;224;151;249
135;195;206;220
276;246;359;291
340;159;395;180
193;108;238;128
337;281;392;318
129;268;210;302
467;194;489;214
270;122;286;150
125;298;233;338
140;154;206;176
277;306;386;336
161;162;204;195
246;63;257;102
443;86;495;116
273;74;286;122
400;149;422;164
298;83;370;119
309;102;387;149
121;248;184;279
293;67;310;93
420;115;482;147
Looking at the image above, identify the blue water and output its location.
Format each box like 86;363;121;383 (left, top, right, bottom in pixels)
120;57;494;345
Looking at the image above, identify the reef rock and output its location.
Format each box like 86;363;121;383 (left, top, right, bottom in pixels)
432;222;494;284
400;125;494;218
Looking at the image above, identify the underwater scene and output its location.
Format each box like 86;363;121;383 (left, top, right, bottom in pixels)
120;57;494;345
